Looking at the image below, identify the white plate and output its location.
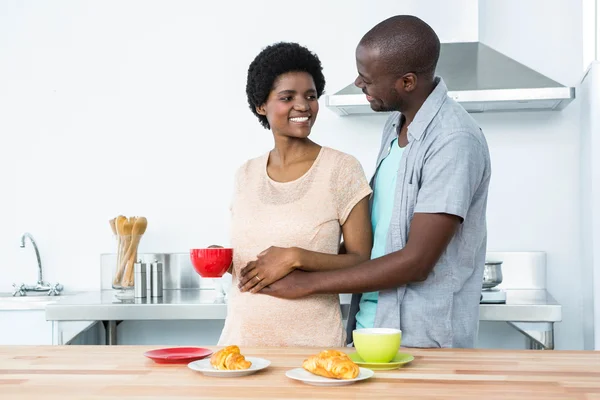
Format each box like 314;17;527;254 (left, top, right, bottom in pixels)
285;367;374;386
188;357;271;378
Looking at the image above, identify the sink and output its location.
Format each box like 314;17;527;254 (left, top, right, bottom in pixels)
0;293;69;310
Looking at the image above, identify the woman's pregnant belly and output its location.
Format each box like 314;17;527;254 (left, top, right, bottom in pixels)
221;285;345;347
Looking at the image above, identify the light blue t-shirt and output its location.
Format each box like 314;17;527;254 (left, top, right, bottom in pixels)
355;137;404;329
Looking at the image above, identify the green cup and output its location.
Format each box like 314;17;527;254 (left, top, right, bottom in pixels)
353;328;402;363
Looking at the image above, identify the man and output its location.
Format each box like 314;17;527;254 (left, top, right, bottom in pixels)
257;15;492;348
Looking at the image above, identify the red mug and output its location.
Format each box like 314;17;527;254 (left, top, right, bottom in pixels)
190;248;233;278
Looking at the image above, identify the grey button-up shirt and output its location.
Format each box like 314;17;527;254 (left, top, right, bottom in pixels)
347;77;492;348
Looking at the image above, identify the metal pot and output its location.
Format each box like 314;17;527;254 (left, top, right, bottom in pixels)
482;261;503;289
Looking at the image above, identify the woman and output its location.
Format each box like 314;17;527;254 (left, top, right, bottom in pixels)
218;42;372;347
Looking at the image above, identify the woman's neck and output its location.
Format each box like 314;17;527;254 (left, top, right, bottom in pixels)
270;137;319;167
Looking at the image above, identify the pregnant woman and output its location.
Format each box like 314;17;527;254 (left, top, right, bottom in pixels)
217;42;373;347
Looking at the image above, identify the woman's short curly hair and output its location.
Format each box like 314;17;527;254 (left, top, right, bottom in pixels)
246;42;326;129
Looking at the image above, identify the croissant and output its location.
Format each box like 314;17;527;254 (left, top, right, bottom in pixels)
302;350;360;380
210;345;252;370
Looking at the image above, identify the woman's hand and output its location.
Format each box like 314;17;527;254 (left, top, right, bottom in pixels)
238;246;301;293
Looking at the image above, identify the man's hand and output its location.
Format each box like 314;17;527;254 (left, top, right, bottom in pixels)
259;270;314;299
238;246;300;294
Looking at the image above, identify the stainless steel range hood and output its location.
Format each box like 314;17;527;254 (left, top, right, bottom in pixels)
325;42;575;115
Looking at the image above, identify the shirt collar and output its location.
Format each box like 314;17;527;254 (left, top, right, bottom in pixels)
400;76;448;142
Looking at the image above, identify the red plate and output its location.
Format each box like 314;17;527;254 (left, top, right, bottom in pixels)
144;347;213;364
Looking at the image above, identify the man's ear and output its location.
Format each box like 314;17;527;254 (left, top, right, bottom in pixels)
396;73;417;93
256;104;267;116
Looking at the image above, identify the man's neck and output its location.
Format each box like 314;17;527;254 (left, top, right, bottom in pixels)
399;80;437;125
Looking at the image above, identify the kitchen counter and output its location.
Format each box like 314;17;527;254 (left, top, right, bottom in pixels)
44;289;561;322
1;345;598;399
43;289;561;349
45;290;230;321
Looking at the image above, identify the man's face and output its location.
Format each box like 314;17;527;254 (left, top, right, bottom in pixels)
354;44;404;112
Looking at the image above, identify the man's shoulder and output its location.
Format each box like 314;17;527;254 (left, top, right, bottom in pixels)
427;99;487;149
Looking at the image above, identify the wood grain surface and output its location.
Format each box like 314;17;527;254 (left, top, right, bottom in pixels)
1;345;600;399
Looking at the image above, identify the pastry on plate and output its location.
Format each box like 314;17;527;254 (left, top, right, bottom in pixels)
302;350;360;379
210;345;252;370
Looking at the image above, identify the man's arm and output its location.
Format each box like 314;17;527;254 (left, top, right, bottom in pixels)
261;212;459;298
261;131;487;299
312;212;459;293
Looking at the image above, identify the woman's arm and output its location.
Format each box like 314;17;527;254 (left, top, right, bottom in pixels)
295;196;372;271
238;196;372;293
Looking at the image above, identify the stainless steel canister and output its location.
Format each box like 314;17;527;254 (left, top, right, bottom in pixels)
150;261;163;298
134;262;147;298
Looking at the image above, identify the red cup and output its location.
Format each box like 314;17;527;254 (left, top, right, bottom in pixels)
190;248;233;278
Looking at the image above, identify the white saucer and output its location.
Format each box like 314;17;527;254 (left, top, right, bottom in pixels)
187;357;270;378
285;367;374;386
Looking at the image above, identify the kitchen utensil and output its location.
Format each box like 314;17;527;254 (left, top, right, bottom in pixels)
109;219;117;235
190;248;232;304
150;261;163;298
285;367;374;386
352;328;402;363
190;248;233;278
113;216;131;288
187;357;270;377
483;261;503;289
144;347;213;364
121;217;148;287
134;262;147;298
112;218;124;287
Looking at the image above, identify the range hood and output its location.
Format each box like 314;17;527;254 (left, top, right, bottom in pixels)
325;42;575;115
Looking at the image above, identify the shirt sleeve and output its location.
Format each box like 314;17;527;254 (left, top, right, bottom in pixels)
331;154;373;225
414;131;488;221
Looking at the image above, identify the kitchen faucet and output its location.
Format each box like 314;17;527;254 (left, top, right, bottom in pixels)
12;232;63;296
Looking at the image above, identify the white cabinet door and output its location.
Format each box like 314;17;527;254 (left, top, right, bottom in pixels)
0;310;53;345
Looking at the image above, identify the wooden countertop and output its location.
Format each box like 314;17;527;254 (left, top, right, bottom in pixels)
1;345;600;399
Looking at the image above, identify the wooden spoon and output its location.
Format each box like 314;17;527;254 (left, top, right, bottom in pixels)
113;216;132;285
122;217;148;286
109;218;117;235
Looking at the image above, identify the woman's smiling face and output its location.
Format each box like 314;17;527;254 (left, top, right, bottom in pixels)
257;71;319;139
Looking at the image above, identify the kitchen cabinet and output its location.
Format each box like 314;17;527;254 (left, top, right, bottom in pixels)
0;310;52;345
0;310;98;345
0;291;100;346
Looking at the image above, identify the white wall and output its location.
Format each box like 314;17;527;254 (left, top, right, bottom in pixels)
478;0;584;349
0;0;478;290
479;0;583;84
582;0;598;68
579;62;600;350
1;0;588;350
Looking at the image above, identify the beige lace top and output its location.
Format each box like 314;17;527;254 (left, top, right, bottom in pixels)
218;146;372;347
